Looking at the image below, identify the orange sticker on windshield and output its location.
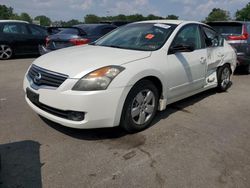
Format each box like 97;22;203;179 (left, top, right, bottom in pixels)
145;34;155;39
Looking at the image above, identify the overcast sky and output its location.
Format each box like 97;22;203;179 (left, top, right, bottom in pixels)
1;0;249;21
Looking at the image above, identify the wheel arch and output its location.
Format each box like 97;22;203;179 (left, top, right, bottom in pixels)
217;62;233;74
113;72;167;127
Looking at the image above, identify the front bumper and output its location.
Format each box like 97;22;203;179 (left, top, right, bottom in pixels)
24;75;131;129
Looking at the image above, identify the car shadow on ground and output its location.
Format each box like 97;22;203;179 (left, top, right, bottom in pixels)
0;140;42;188
41;88;220;140
234;67;249;75
41;116;128;140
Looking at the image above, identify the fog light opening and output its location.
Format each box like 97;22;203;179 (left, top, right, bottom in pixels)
67;111;85;121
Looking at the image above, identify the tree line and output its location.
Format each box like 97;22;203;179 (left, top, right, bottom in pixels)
0;3;250;26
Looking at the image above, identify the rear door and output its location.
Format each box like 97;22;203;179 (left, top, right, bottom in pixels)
167;24;207;99
201;26;225;74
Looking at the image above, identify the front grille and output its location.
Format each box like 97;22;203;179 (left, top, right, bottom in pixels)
28;65;68;88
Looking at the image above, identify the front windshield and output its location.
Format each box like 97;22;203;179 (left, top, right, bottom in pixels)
94;23;176;51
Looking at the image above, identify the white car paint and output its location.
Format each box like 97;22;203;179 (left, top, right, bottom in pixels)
23;20;237;129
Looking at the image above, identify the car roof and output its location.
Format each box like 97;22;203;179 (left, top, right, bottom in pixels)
136;20;185;25
74;23;116;28
0;20;29;23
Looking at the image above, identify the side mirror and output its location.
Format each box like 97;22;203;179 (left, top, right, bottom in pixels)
205;38;213;47
169;44;195;54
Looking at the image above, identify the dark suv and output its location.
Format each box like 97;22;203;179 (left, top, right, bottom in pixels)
207;21;250;74
0;20;47;60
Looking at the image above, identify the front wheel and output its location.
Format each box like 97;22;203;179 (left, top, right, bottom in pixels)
120;80;159;133
0;44;13;60
217;64;231;92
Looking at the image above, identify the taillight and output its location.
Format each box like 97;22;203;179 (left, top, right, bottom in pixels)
69;38;90;45
227;24;249;40
45;37;50;47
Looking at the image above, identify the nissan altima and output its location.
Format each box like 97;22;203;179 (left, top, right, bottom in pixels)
24;20;237;132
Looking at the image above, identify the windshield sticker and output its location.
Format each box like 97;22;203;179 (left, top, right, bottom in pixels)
145;34;155;39
154;24;171;30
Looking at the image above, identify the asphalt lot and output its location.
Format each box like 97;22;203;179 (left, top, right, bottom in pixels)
0;57;250;188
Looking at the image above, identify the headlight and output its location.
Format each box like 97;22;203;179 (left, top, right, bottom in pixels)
72;66;125;91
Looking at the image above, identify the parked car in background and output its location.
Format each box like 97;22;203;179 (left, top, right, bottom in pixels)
207;21;250;74
39;24;117;55
24;20;236;133
0;20;47;60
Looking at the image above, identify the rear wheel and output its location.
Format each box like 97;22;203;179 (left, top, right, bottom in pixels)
0;45;13;60
217;64;231;92
120;80;159;133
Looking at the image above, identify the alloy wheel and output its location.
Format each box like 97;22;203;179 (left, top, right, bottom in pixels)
221;67;230;89
0;45;12;60
131;89;156;125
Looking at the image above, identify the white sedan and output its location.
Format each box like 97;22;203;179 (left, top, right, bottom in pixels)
24;20;237;132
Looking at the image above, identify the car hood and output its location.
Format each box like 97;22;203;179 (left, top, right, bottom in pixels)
33;45;151;78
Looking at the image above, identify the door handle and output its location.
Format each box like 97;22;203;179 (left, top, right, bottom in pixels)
217;53;225;58
200;57;206;64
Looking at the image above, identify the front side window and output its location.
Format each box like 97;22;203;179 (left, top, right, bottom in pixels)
3;24;19;34
2;23;28;35
94;23;176;51
171;24;202;50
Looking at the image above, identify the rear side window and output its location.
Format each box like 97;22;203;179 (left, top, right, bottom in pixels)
202;26;223;47
29;25;47;36
203;27;217;40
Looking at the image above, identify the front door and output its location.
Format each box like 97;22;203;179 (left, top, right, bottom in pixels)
166;24;207;99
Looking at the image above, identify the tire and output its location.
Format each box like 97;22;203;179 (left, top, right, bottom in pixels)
0;44;13;60
120;80;159;133
217;64;231;92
